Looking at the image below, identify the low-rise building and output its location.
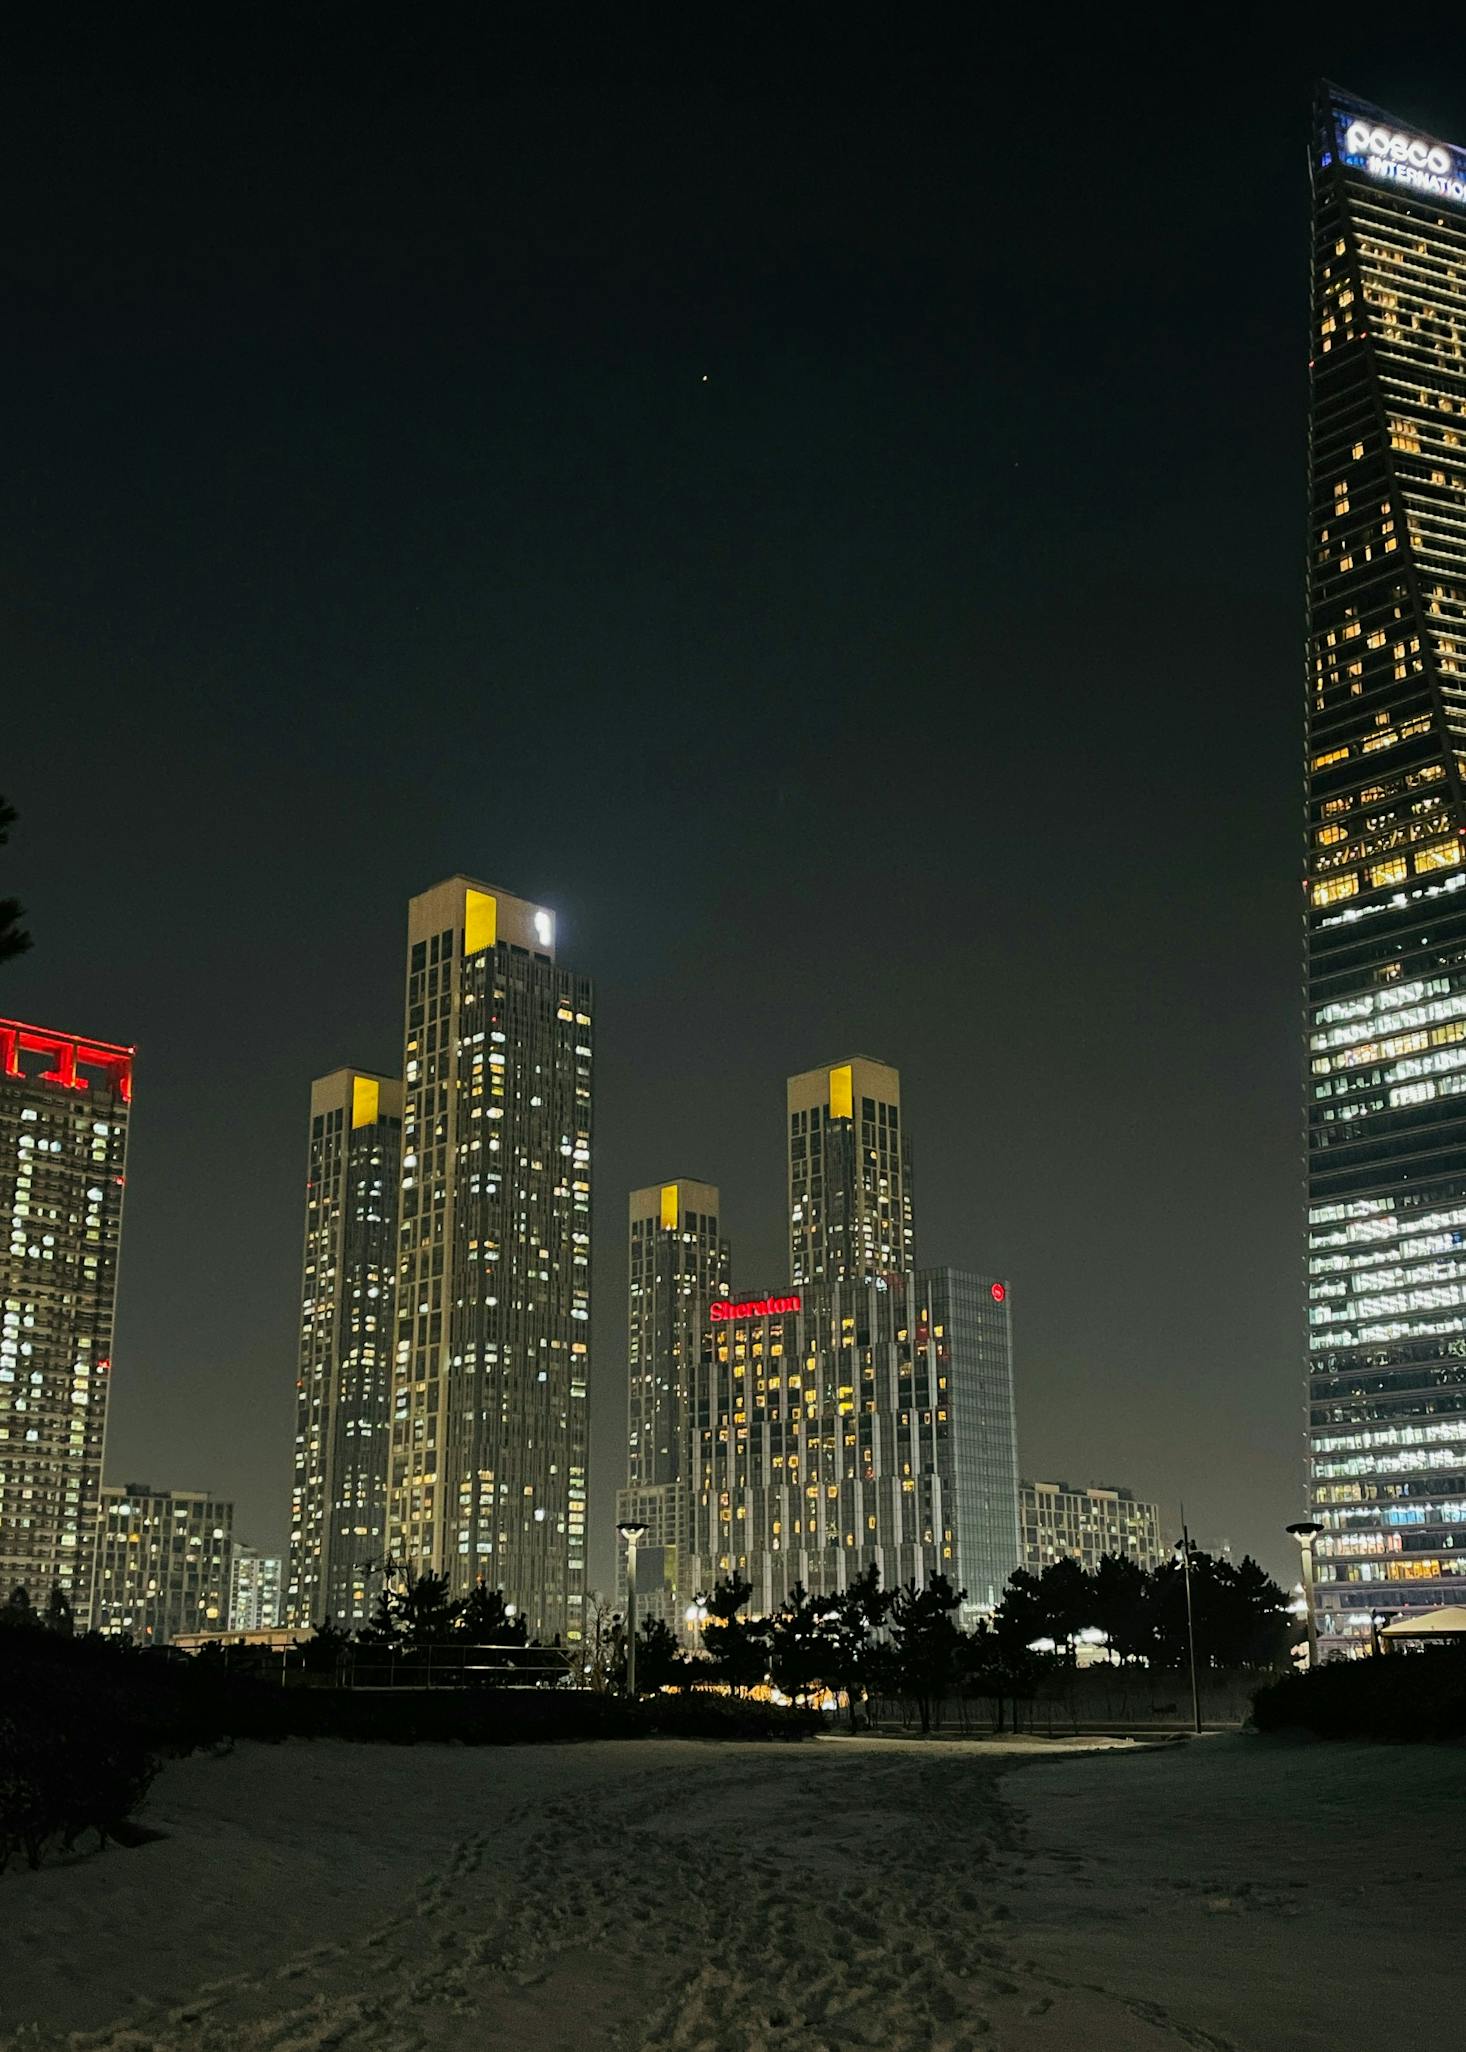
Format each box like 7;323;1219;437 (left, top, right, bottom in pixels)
94;1482;234;1643
1019;1480;1164;1574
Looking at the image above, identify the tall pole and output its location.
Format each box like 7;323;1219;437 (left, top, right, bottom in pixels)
1287;1522;1323;1669
616;1521;646;1698
1179;1512;1202;1735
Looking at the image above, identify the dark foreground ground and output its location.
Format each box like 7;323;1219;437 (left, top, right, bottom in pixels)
3;1732;1461;2051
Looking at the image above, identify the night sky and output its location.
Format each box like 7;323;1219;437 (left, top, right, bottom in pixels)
4;17;1451;1594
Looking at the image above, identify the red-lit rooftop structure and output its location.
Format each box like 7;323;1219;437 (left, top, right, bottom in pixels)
0;1019;134;1101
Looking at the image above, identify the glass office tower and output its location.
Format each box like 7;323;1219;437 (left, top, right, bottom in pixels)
1306;88;1466;1641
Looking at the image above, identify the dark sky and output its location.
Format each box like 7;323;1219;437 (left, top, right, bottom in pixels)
3;14;1450;1593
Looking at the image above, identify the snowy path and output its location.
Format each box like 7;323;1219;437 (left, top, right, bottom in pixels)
2;1732;1461;2050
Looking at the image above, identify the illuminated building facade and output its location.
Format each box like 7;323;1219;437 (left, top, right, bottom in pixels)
788;1058;914;1285
0;1019;132;1625
388;878;592;1644
94;1482;234;1643
1019;1480;1164;1574
1306;89;1466;1640
617;1180;729;1629
688;1269;1019;1618
230;1544;284;1631
287;1069;402;1628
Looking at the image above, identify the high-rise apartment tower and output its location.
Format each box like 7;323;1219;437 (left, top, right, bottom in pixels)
288;1068;402;1628
388;878;592;1644
231;1544;284;1632
1;1019;132;1625
1305;88;1466;1640
617;1179;729;1630
788;1058;914;1285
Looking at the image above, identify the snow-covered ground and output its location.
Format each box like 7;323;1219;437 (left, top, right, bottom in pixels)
3;1731;1462;2050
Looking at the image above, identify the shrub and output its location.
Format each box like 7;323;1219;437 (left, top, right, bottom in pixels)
1251;1647;1466;1741
0;1718;158;1872
638;1692;821;1741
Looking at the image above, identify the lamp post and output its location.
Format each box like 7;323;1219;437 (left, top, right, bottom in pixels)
1286;1521;1324;1669
1175;1520;1202;1735
617;1522;647;1697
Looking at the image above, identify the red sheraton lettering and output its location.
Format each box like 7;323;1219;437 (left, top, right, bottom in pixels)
710;1294;802;1323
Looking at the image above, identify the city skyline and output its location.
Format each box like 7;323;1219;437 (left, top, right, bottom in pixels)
11;30;1449;1598
6;31;1465;2050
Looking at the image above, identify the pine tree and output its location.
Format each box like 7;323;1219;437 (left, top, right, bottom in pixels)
696;1574;769;1695
397;1570;461;1645
1;1585;38;1631
888;1572;965;1733
457;1580;528;1645
0;795;31;969
768;1583;827;1706
822;1564;892;1730
632;1616;684;1693
44;1585;74;1637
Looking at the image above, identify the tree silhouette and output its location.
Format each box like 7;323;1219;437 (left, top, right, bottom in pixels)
43;1585;74;1637
0;795;31;969
630;1615;684;1693
992;1550;1292;1673
961;1619;1041;1733
696;1573;769;1695
817;1565;892;1730
1092;1554;1151;1663
1;1586;38;1631
396;1570;462;1645
888;1573;965;1733
768;1583;828;1706
457;1580;528;1645
359;1585;399;1644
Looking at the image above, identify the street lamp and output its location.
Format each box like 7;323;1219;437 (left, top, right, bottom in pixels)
1174;1522;1202;1736
1286;1521;1324;1669
617;1522;647;1697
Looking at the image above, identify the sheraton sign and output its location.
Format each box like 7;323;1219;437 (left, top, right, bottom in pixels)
710;1294;802;1323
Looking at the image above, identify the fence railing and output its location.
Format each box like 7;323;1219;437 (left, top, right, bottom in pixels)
205;1639;576;1691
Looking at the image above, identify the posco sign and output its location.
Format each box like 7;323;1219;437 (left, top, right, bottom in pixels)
1337;113;1466;205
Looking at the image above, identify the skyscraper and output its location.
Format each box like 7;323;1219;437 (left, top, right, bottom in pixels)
388;878;592;1644
617;1179;729;1629
788;1058;913;1286
1;1018;132;1625
1306;89;1466;1642
287;1068;403;1629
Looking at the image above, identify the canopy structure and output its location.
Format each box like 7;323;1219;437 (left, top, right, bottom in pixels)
1378;1606;1466;1640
